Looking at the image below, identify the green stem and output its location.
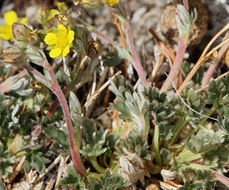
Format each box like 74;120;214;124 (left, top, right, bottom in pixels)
90;156;106;173
198;103;217;127
153;125;161;165
103;153;109;168
168;117;188;147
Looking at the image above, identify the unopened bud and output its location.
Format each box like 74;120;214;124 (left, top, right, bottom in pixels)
12;23;29;41
12;23;39;45
2;46;24;64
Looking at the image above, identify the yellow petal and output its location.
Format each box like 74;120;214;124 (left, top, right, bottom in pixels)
44;33;57;45
50;48;61;58
58;24;67;35
19;17;28;24
106;0;119;6
4;11;18;25
0;33;12;40
0;25;13;40
62;47;70;57
67;30;74;44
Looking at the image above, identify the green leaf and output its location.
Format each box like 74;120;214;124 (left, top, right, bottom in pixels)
24;151;49;173
69;91;82;126
0;182;7;190
103;52;122;67
45;125;70;153
81;58;98;83
88;170;130;190
179;182;203;190
81;119;108;157
59;165;86;189
187;128;224;154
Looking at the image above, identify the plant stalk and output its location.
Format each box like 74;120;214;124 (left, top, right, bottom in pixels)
42;60;86;178
168;117;188;147
160;37;187;93
182;103;217;144
124;22;147;86
90;156;106;173
153;125;161;165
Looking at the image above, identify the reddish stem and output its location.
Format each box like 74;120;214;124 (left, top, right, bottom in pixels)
211;171;229;188
202;41;229;86
160;37;186;93
46;98;59;118
183;0;189;11
42;60;86;178
125;22;147;86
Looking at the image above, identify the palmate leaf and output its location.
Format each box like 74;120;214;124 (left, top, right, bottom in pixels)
59;165;86;190
179;182;204;190
81;119;108;157
88;170;130;190
45;124;70;153
116;135;150;160
205;79;224;105
0;144;14;178
24;146;49;174
187;128;225;154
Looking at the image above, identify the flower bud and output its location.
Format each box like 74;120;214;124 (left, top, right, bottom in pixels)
12;23;29;41
12;23;39;45
2;46;24;64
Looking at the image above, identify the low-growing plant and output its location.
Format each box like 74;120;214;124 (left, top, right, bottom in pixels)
0;0;229;189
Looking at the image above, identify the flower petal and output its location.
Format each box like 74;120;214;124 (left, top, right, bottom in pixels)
68;30;74;44
0;25;13;40
62;47;70;57
58;24;67;35
4;11;18;25
44;33;57;45
19;17;28;24
49;48;61;58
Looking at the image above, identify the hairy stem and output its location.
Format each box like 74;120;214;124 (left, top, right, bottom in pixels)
183;0;189;10
168;117;188;147
211;171;229;188
125;22;147;86
90;156;106;173
160;37;187;93
153;125;161;165
202;40;229;86
42;60;86;178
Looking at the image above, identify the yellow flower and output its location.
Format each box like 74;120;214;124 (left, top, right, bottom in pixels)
0;11;27;40
106;0;119;6
44;24;74;58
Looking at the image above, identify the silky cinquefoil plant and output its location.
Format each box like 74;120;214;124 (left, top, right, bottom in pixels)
0;0;229;189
